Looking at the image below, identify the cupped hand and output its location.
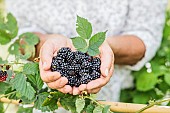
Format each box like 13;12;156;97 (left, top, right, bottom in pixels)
75;40;114;94
38;34;75;94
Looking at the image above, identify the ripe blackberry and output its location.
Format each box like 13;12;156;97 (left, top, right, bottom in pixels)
57;47;71;59
67;76;78;87
50;47;102;87
0;70;8;82
60;63;69;70
91;70;101;80
92;64;100;72
80;74;91;84
66;52;75;63
92;57;101;65
81;61;92;69
79;69;89;76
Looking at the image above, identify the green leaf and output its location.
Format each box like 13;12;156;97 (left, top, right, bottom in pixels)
0;33;11;45
88;46;100;56
71;37;88;52
59;94;77;112
93;106;103;113
0;13;18;45
164;74;170;86
0;57;7;64
76;15;92;39
23;63;39;75
6;70;13;83
19;32;39;45
0;82;10;94
89;32;106;48
75;98;85;113
18;32;39;59
86;103;95;113
136;72;158;91
8;42;20;55
17;106;33;113
34;92;51;112
102;105;111;113
42;97;58;111
11;73;36;100
0;102;4;113
88;32;106;56
27;73;43;90
132;92;150;104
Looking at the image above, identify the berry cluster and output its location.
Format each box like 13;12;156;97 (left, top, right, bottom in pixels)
51;47;101;87
0;70;8;82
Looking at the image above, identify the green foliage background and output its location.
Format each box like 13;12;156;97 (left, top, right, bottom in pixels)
120;11;170;104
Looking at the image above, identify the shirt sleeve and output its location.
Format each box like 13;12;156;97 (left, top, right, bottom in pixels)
122;0;167;71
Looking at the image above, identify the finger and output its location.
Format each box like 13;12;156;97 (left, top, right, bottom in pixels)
73;87;81;95
57;85;73;94
47;77;68;89
78;84;87;91
39;60;61;82
87;87;101;94
86;78;107;90
40;42;55;71
99;44;114;77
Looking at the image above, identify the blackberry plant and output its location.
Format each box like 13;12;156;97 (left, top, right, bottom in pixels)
0;10;113;113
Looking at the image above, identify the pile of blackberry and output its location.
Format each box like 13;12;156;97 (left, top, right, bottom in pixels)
0;70;7;82
51;47;101;87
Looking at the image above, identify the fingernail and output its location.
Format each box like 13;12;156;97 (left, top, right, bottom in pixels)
43;62;47;69
105;68;109;77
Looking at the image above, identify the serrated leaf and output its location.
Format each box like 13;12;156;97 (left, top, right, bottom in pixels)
23;63;39;75
27;73;44;90
87;32;106;56
34;92;51;112
8;42;20;55
89;32;106;48
76;98;85;113
88;46;100;56
11;73;36;100
6;70;13;83
0;82;10;94
17;106;33;113
0;13;18;45
164;74;170;86
76;16;92;39
42;97;58;111
59;94;77;113
71;37;87;52
19;32;39;45
86;104;95;113
102;105;111;113
93;106;103;113
0;102;4;113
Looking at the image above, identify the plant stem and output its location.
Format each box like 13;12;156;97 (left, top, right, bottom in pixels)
136;98;170;113
0;91;17;98
84;96;104;107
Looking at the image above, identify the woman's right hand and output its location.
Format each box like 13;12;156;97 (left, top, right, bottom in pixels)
38;34;75;94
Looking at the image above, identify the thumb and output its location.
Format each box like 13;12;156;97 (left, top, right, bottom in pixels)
40;42;54;71
99;44;114;77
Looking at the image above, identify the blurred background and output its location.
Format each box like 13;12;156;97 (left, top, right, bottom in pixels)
0;0;170;113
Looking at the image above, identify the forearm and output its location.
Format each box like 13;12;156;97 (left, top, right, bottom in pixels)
107;35;145;65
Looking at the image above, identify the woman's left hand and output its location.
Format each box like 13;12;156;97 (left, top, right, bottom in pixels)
72;40;114;95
